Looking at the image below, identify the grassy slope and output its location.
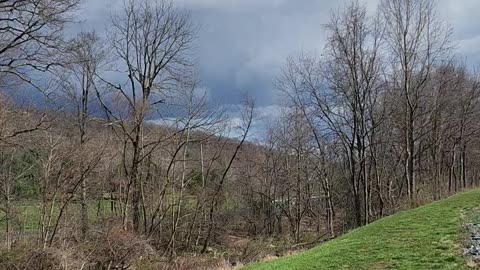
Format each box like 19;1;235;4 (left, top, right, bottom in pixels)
244;189;480;270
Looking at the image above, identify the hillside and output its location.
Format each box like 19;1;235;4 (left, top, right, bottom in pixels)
243;189;480;270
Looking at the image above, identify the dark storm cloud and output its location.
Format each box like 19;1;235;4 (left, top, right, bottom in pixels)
74;0;342;107
178;0;333;106
75;0;480;108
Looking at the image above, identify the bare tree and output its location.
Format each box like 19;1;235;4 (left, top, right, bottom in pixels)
100;0;196;232
277;1;383;227
56;31;108;239
380;0;452;206
201;98;255;253
0;0;81;86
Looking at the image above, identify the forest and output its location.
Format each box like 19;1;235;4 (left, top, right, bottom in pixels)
1;0;480;269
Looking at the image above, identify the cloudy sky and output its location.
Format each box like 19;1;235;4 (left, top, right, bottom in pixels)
72;0;480;137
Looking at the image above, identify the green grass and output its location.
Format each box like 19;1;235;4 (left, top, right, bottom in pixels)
0;200;115;233
244;189;480;270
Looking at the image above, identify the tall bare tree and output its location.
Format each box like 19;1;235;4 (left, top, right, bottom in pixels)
277;1;383;227
56;31;108;238
380;0;452;206
100;0;196;232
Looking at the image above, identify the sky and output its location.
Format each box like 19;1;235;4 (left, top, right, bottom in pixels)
71;0;480;138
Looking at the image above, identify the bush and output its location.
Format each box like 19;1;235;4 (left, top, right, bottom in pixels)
0;245;83;270
84;220;155;269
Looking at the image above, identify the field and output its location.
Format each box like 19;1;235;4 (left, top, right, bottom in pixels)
244;189;480;270
0;199;115;233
